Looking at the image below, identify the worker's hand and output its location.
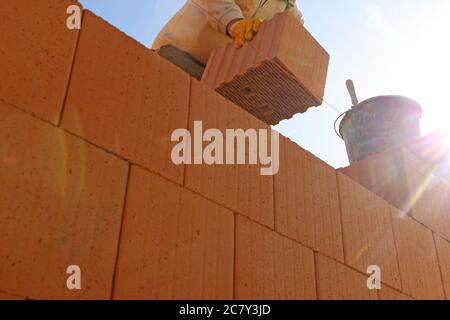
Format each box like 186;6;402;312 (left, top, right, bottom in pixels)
227;18;261;49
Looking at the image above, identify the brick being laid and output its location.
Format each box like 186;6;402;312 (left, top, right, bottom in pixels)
274;137;344;262
0;101;129;299
0;0;80;124
62;10;190;185
315;253;378;300
337;173;401;290
390;207;445;300
235;215;316;300
201;11;329;125
184;80;274;228
113;166;234;300
434;234;450;299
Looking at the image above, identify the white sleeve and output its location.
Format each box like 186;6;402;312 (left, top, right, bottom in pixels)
288;1;305;25
192;0;245;34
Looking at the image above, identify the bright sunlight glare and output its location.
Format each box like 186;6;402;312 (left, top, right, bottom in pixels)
383;1;450;137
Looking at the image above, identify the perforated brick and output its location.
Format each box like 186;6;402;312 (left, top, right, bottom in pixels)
113;166;234;300
0;101;129;299
0;292;25;300
202;11;329;125
62;11;190;184
185;80;274;228
379;286;412;300
434;234;450;299
235;216;316;300
315;253;378;300
391;207;445;299
0;0;80;124
337;173;401;290
275;137;344;262
341;147;450;241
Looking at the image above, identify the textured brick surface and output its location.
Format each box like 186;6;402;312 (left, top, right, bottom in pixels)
185;80;274;228
404;152;450;241
341;147;450;241
275;137;344;262
114;166;234;300
406;132;450;185
235;216;316;300
62;11;190;185
0;101;129;299
434;235;450;299
337;173;401;290
391;208;445;300
315;253;378;300
340;147;408;210
379;286;413;300
0;0;80;124
0;292;25;300
202;11;329;125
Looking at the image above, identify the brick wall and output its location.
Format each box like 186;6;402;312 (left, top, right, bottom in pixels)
0;1;448;300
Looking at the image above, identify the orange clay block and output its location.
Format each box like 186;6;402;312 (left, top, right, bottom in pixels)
403;152;450;241
0;0;80;124
379;286;413;300
0;292;25;300
315;253;378;300
341;147;450;241
339;147;409;210
390;207;445;299
185;80;274;228
62;11;190;185
113;166;234;300
406;132;450;185
201;11;329;125
275;137;344;262
235;216;316;300
434;235;450;299
337;173;401;290
0;101;129;299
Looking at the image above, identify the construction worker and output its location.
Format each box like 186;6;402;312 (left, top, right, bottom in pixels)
152;0;304;80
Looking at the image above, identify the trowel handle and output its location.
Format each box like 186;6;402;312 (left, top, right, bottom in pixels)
346;80;359;106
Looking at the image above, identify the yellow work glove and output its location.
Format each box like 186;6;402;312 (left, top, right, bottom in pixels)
228;18;261;48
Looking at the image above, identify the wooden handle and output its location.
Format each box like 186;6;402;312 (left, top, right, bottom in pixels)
346;80;359;106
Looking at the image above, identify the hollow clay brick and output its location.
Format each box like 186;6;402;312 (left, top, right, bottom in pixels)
434;234;450;299
337;173;401;290
274;137;344;262
390;207;445;300
62;11;190;185
379;286;413;300
113;166;234;300
315;253;378;300
0;101;129;299
235;215;316;300
406;132;450;185
341;147;450;241
404;167;450;241
201;11;329;125
0;0;80;124
185;80;274;228
340;147;409;210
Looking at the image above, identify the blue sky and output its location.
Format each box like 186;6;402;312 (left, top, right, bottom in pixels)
79;0;450;168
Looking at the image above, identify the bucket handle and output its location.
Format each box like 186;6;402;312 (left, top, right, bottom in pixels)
334;110;349;140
